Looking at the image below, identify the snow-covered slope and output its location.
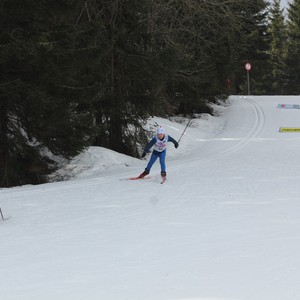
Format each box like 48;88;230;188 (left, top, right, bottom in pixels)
1;95;300;300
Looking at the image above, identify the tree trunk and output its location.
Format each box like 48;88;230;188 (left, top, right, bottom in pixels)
0;99;8;186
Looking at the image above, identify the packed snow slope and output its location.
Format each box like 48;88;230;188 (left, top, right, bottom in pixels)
1;95;300;300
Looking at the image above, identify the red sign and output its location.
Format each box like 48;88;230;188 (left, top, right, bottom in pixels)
245;62;252;71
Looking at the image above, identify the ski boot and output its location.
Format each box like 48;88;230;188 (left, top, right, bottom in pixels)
138;169;149;178
161;171;166;183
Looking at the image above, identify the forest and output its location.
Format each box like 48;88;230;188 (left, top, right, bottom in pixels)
1;0;299;187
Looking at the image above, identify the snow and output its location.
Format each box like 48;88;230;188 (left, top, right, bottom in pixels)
281;0;290;10
1;95;300;300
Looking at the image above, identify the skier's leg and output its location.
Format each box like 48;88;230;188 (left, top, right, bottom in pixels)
159;150;167;175
145;152;159;172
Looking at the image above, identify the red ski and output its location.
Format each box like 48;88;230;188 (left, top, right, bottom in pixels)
119;176;151;181
129;176;150;180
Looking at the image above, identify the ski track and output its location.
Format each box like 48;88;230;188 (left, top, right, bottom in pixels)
169;96;265;171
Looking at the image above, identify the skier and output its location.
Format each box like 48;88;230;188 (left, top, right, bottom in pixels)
138;126;179;181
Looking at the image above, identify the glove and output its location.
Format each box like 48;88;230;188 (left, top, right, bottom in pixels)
175;142;179;149
141;151;147;158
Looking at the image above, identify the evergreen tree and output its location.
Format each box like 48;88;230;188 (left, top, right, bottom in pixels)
133;0;271;110
225;0;269;95
0;0;96;187
267;0;287;94
83;0;179;155
284;0;300;94
155;0;235;112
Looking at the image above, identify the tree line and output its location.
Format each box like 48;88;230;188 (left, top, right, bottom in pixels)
0;0;299;187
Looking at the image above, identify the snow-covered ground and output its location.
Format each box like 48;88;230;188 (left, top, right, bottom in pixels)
1;95;300;300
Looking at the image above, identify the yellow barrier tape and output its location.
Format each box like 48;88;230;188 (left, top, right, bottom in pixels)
279;127;300;132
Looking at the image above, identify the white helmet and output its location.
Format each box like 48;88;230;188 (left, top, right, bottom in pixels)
157;126;165;134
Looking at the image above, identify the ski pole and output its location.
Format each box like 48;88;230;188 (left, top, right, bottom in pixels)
0;207;4;221
178;117;192;144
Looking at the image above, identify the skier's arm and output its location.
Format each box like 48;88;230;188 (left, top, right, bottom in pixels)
168;135;179;148
142;137;156;155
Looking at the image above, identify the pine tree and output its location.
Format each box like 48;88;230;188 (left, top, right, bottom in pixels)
83;0;174;156
155;0;235;112
284;0;300;94
0;0;96;186
139;0;270;110
267;0;287;94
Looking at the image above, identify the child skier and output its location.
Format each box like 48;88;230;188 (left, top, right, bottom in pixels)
138;126;179;180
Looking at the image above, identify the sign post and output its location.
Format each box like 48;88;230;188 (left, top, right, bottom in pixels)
245;62;251;95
